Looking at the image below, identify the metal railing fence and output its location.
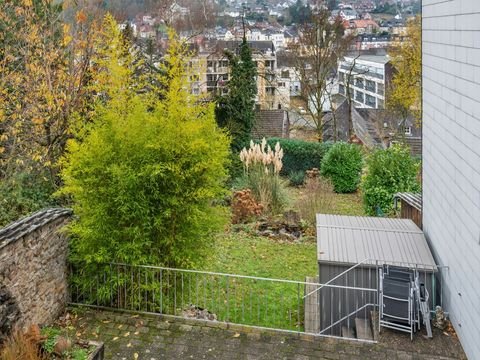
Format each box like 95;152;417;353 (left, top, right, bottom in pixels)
69;262;376;340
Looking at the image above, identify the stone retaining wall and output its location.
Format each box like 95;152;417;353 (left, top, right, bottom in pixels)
0;208;72;337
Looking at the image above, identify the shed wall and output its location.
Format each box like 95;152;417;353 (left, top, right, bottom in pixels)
318;263;436;335
400;201;422;229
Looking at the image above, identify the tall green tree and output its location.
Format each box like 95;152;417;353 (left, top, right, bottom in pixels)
60;22;230;268
215;34;257;151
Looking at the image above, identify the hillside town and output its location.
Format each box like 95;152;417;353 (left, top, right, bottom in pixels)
120;0;421;154
1;0;479;360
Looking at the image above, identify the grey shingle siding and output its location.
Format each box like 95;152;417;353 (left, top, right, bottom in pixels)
422;1;480;358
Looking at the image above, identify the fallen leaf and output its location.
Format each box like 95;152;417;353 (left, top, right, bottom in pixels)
134;331;139;335
127;343;132;348
118;325;123;329
102;320;111;324
233;333;240;338
113;337;119;341
124;332;130;337
134;353;139;359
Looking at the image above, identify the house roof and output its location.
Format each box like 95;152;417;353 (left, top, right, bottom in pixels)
349;19;379;29
316;214;437;270
252;110;289;139
345;54;390;64
217;40;275;54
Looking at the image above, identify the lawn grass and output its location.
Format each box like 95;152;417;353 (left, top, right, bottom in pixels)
328;192;365;216
190;187;366;330
190;231;318;330
201;231;317;281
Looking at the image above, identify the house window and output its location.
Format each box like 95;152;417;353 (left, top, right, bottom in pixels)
339;84;345;95
265;60;275;70
405;126;412;135
365;80;376;92
378;99;384;109
365;94;376;107
266;87;275;95
355;91;364;103
377;83;384;95
355;78;364;89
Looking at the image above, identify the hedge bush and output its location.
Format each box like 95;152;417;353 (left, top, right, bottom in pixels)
362;144;421;216
266;138;332;176
320;142;363;193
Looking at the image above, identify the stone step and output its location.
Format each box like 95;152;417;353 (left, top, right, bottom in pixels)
355;318;373;341
341;325;355;339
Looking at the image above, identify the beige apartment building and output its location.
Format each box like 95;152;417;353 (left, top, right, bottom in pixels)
189;40;290;110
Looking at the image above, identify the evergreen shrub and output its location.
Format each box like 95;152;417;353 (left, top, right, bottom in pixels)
266;138;332;176
362;144;420;216
320;142;363;193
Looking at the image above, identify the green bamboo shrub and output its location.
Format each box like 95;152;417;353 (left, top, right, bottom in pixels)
59;27;230;269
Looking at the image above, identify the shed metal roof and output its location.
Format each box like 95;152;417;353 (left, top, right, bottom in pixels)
316;214;436;270
394;192;422;211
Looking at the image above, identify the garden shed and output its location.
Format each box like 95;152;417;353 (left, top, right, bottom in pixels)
313;214;438;336
394;192;422;229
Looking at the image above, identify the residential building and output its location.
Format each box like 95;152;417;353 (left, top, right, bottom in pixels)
332;8;358;20
323;101;421;154
347;19;379;35
189;40;290;110
354;34;392;51
337;54;392;109
138;24;156;39
422;1;480;358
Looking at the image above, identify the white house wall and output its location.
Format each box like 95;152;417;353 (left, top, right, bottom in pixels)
422;1;480;358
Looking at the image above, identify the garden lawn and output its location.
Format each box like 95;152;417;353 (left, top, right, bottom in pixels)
327;192;365;216
194;231;317;331
202;231;317;281
191;189;365;331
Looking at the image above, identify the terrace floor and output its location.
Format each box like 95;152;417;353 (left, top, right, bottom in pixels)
64;308;466;360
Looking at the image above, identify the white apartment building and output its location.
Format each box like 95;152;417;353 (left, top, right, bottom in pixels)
337;54;391;109
422;1;480;358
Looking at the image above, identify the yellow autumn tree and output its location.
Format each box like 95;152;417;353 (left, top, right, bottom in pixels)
0;0;98;225
387;15;422;123
0;0;97;184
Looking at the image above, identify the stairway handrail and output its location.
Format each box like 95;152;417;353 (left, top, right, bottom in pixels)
303;258;374;299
